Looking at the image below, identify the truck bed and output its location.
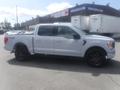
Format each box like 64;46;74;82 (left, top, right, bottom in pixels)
4;33;34;54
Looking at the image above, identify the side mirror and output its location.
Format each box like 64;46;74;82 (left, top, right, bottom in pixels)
73;34;80;40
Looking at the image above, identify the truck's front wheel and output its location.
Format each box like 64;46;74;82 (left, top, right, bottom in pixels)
85;49;106;67
15;45;30;61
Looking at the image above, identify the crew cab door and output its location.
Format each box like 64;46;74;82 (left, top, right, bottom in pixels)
53;26;83;57
34;26;57;54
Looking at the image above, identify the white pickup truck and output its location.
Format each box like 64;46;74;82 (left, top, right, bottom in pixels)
4;23;115;67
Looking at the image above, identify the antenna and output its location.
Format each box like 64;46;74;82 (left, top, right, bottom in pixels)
106;3;110;6
76;3;79;7
16;6;19;29
92;2;95;4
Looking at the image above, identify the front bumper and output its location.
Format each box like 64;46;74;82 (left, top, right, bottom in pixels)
106;49;115;59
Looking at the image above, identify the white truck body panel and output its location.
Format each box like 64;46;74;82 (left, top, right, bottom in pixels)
90;14;120;33
71;14;120;33
52;36;83;56
71;15;89;30
34;35;54;54
4;34;33;54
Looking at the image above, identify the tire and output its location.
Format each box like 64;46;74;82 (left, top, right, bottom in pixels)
85;49;106;67
15;45;30;61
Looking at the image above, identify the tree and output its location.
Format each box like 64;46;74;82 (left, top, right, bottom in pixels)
4;20;12;30
0;20;12;31
13;23;22;30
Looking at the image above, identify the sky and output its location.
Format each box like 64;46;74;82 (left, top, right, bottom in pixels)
0;0;120;26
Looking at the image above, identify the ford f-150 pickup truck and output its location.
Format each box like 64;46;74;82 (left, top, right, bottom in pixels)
4;23;115;67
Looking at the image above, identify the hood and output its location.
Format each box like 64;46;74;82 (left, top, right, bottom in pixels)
84;35;114;41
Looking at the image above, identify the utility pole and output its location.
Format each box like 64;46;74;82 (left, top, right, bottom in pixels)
16;6;19;29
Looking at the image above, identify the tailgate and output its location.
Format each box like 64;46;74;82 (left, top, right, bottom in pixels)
4;34;15;51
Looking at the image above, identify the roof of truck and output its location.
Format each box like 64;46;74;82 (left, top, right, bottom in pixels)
35;22;72;27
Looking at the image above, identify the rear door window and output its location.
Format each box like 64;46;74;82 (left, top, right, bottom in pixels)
38;26;58;36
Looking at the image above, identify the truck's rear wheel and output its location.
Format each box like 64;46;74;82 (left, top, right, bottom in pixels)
15;45;30;61
85;49;106;67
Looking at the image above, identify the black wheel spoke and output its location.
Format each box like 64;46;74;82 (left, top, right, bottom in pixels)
15;46;30;61
86;49;106;67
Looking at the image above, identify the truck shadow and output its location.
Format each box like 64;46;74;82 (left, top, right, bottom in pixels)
8;55;120;76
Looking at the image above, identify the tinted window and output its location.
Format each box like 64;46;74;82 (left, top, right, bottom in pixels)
57;26;79;39
38;26;57;36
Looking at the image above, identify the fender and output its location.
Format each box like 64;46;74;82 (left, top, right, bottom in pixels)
13;42;29;53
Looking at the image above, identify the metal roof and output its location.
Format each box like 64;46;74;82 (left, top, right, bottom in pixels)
70;3;120;17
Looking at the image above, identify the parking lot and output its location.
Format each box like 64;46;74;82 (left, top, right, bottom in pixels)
1;34;120;90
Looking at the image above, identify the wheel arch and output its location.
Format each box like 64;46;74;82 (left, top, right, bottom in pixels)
84;46;107;57
13;42;29;53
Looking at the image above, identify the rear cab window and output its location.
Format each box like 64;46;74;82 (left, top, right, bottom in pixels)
38;25;58;36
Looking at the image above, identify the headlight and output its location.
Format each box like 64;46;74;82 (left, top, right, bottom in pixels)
107;41;115;49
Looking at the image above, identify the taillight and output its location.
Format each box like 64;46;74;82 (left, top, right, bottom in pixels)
4;36;8;44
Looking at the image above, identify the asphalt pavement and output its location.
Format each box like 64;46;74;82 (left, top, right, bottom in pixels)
1;35;120;90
